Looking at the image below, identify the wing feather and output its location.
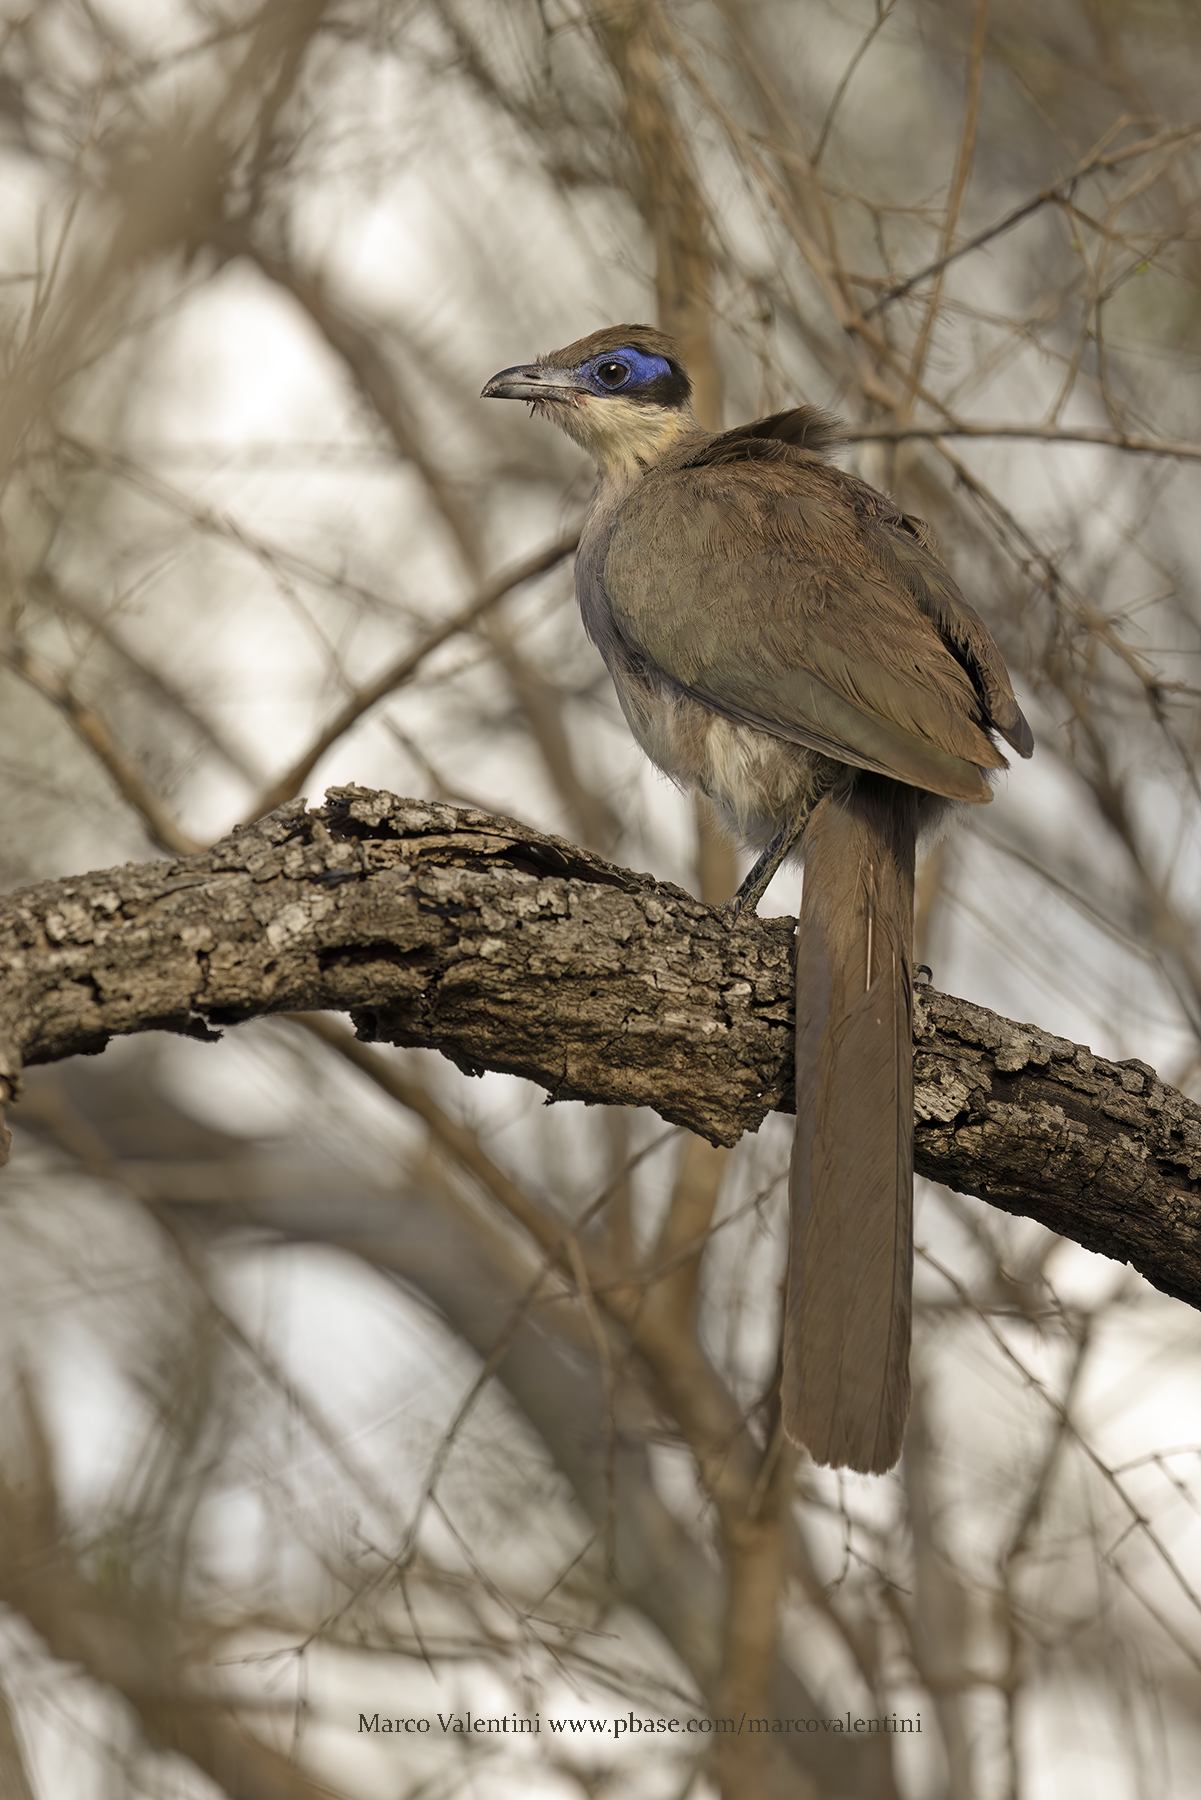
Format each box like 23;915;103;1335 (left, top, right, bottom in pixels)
603;442;1031;801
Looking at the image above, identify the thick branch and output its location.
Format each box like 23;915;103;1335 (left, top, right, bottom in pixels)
2;787;1199;1307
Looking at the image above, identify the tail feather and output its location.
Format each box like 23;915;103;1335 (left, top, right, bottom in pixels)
783;776;916;1474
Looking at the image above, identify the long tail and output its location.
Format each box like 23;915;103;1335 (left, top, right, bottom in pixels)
782;775;916;1474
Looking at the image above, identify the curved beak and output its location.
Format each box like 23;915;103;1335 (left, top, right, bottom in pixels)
481;363;585;402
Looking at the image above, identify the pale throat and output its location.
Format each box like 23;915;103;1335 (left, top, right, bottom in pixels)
545;393;698;477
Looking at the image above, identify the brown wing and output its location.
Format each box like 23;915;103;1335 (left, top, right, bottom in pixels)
603;435;1032;803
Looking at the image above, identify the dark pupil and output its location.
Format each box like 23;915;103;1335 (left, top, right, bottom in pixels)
597;361;629;388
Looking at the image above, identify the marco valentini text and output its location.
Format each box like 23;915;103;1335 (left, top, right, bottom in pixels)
358;1711;923;1737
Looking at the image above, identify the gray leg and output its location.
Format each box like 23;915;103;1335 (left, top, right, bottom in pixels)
724;811;809;917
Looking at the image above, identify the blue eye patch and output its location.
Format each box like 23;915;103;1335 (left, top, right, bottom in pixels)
577;349;677;397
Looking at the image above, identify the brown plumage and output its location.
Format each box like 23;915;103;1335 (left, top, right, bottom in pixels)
788;777;917;1470
482;327;1032;1473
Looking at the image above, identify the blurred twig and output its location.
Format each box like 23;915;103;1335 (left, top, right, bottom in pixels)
865;117;1201;314
842;420;1201;460
245;530;580;820
0;634;202;856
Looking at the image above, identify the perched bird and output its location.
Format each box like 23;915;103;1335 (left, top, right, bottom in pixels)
483;325;1032;1473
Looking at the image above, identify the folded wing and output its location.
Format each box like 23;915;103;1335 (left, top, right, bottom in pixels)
603;431;1032;804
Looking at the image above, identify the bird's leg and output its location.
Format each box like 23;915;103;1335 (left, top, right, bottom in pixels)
724;811;809;917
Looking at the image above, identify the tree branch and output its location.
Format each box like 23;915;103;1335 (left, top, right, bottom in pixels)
1;634;203;858
14;1052;889;1797
863;118;1201;316
244;532;580;821
2;787;1199;1309
840;420;1201;462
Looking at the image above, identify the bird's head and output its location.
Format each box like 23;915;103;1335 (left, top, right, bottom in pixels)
482;325;696;475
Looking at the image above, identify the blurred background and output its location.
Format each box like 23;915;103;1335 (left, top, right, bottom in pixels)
2;0;1201;1795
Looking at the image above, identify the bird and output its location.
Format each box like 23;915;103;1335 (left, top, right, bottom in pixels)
482;325;1032;1473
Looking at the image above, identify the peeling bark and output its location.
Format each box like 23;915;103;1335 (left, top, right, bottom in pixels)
2;786;1199;1308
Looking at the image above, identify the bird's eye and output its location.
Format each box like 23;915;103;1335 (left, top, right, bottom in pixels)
594;360;630;389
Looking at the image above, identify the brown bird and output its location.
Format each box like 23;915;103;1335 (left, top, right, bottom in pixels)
483;325;1032;1473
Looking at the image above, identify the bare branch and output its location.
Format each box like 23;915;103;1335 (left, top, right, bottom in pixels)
32;570;263;783
236;239;487;573
2;789;1199;1316
245;531;580;821
842;419;1201;461
904;0;992;407
0;1374;340;1800
865;119;1201;316
812;0;899;168
0;1690;35;1800
0;635;202;857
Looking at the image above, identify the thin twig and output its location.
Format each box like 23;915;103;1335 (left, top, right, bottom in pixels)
283;1016;774;1545
841;419;1201;460
904;0;991;407
245;529;579;821
921;1248;1201;1629
1;636;201;856
865;118;1201;316
813;0;898;167
32;570;262;783
57;433;418;622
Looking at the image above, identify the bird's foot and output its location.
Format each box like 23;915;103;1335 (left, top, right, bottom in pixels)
722;815;808;920
722;864;773;919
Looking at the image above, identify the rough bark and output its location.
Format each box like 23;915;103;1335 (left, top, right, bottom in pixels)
2;786;1199;1308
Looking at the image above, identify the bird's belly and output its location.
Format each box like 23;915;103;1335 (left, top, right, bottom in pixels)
610;658;839;850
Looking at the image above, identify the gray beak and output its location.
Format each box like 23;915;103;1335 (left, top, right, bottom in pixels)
481;363;585;402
